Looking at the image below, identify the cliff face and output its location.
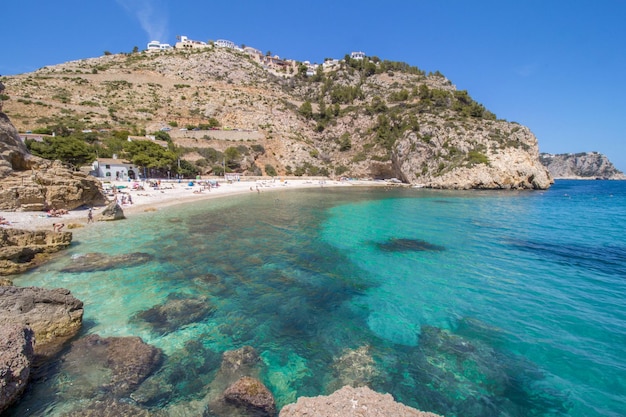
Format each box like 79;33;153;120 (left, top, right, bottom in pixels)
0;113;107;211
3;49;552;189
540;152;625;179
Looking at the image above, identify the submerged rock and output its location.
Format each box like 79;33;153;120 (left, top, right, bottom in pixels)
377;238;445;252
220;345;260;376
0;324;35;414
59;251;154;273
329;345;379;392
223;376;276;417
59;334;162;398
0;286;83;357
279;385;442;417
0;228;72;275
60;398;164;417
133;292;215;334
131;339;220;406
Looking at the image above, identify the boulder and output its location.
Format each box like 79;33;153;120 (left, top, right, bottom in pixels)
132;292;215;335
223;376;276;417
97;200;125;221
0;324;35;414
279;385;443;417
0;286;83;357
0;228;72;275
60;334;163;398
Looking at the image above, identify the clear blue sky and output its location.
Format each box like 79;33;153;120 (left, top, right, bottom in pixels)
2;0;625;170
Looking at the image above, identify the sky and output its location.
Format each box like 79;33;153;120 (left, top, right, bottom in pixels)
2;0;625;170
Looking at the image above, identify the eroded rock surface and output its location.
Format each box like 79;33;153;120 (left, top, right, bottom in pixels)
0;286;83;357
0;112;107;211
0;228;72;275
223;376;276;417
0;324;35;414
279;385;443;417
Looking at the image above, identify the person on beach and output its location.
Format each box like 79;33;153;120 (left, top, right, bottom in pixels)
87;209;93;223
52;223;65;232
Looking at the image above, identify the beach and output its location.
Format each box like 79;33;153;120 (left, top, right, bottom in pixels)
0;178;360;231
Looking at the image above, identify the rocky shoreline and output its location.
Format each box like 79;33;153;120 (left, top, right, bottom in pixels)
0;280;444;416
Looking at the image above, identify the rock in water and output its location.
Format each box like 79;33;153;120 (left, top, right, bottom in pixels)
223;376;276;417
97;200;125;221
59;334;162;398
0;228;72;275
0;324;35;414
0;286;83;357
279;385;443;417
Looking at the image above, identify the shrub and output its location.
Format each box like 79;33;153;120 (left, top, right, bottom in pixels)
265;164;277;176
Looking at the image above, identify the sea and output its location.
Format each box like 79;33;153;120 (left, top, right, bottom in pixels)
7;179;626;417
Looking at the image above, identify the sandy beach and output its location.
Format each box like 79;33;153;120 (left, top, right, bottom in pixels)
0;178;363;231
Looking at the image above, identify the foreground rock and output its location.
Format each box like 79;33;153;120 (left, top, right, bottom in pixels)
0;286;83;356
540;151;625;179
223;376;276;417
59;334;163;398
0;112;107;211
279;385;443;417
0;228;72;275
0;324;35;414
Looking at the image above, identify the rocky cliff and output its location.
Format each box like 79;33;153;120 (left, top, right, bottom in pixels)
0;112;107;211
539;152;625;179
2;48;552;189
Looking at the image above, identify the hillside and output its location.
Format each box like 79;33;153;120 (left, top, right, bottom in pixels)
0;47;552;189
540;152;625;179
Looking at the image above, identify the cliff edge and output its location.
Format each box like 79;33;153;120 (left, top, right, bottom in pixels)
540;152;625;179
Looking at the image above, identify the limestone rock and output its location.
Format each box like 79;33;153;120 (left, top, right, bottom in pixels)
97;200;125;221
220;345;260;375
60;334;163;398
540;151;625;179
60;251;154;273
0;112;107;211
393;120;553;189
223;376;276;417
60;398;164;417
0;228;72;275
132;292;215;335
279;385;443;417
0;286;83;357
0;324;35;414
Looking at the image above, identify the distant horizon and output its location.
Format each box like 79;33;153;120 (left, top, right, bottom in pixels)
2;0;624;170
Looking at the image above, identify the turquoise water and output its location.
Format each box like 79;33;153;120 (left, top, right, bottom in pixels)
8;180;626;416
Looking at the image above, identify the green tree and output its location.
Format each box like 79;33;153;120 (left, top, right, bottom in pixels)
299;100;313;119
224;146;242;169
26;136;95;169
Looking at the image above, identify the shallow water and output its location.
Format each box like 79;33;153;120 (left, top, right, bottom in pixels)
8;180;626;417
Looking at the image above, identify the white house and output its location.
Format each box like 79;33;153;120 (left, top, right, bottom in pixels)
146;40;172;51
175;35;210;50
215;39;236;49
350;51;366;60
92;158;139;180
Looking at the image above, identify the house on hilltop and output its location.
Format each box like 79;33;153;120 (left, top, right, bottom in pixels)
175;35;210;50
350;51;366;60
146;40;172;52
215;39;236;49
